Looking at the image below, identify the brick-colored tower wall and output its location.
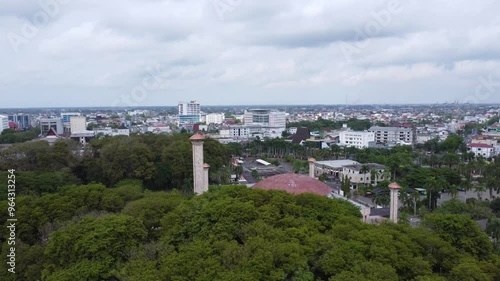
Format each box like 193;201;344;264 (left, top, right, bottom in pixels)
192;140;204;194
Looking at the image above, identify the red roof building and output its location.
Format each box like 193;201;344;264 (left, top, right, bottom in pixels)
467;143;494;148
467;143;495;158
253;174;332;196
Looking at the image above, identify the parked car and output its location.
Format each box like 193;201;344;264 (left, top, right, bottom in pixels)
414;188;427;196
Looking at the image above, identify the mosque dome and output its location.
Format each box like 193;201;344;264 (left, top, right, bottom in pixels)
253;174;332;196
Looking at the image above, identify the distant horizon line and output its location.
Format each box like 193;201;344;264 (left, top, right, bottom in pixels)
2;102;500;110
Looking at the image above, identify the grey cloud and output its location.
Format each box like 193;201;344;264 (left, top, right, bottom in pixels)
1;0;500;107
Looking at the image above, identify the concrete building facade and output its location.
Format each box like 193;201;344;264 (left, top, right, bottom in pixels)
70;116;86;133
178;101;201;124
467;143;495;158
339;131;375;149
244;109;286;127
40;118;64;135
0;115;9;133
219;125;284;140
205;113;225;124
368;126;414;145
8;114;31;130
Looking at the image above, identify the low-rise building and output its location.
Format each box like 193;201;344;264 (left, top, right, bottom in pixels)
467;143;495;158
205;113;225;124
368;126;414;145
40;118;64;135
339;130;375;149
313;160;388;188
342;163;388;188
220;125;284;139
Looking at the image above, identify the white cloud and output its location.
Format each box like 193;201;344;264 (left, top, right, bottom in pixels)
0;0;499;107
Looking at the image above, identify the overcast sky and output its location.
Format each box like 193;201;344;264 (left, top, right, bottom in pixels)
1;0;500;108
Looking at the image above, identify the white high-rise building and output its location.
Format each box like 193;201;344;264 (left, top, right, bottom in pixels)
0;115;9;133
205;113;225;124
339;131;375;149
178;101;201;124
178;101;201;115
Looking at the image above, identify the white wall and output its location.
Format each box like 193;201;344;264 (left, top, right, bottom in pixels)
0;115;9;133
70;116;87;133
339;131;375;149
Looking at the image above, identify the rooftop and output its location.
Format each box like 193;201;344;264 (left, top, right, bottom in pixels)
189;133;205;141
368;126;412;132
315;160;360;169
253;173;332;196
467;143;494;148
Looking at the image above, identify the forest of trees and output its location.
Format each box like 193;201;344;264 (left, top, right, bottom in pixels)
1;184;499;280
0;134;232;196
1;133;500;280
0;128;39;144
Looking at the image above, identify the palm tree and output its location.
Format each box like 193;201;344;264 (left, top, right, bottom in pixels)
331;145;341;160
370;169;379;186
341;175;352;198
475;184;487;200
449;185;458;199
373;191;390;208
360;165;370;187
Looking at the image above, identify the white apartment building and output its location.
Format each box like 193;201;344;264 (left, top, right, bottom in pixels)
220;125;284;140
467;143;495;158
244;109;286;127
178;101;201;115
95;127;131;137
368;126;414;145
70;116;86;133
0;115;9;133
205;113;225;124
339;131;375;149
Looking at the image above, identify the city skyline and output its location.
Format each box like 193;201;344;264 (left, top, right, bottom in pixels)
2;0;500;108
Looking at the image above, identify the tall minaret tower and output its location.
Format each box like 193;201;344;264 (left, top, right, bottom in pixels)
203;163;210;193
308;158;316;178
190;133;206;194
389;182;401;223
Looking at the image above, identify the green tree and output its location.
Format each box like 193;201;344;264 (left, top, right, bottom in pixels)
341;175;351;198
423;214;493;259
43;214;147;280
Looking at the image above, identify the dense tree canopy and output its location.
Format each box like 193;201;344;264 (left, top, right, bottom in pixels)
1;185;499;281
0;128;39;144
0;134;232;194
